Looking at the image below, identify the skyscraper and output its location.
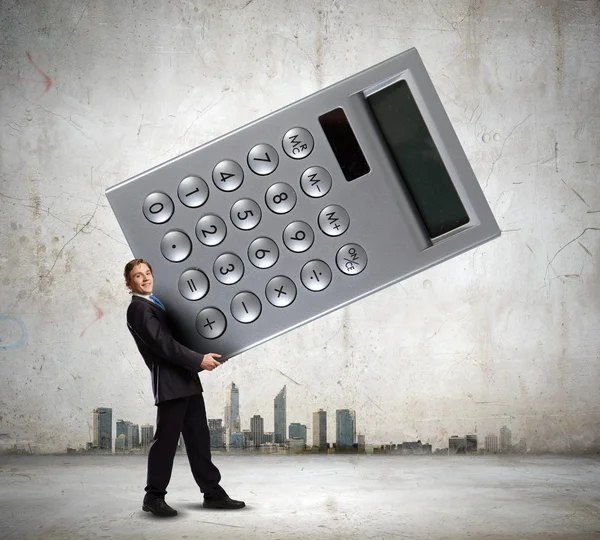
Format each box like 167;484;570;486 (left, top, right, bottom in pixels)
224;382;241;449
141;424;154;452
250;415;264;448
274;386;286;444
208;419;226;449
485;434;499;453
289;423;307;444
336;409;354;449
500;426;512;452
350;409;356;444
313;409;327;449
92;407;112;452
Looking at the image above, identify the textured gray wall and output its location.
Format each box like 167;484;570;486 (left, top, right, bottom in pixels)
1;0;599;453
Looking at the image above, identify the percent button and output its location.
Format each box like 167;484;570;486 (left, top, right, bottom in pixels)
300;260;332;292
335;244;367;276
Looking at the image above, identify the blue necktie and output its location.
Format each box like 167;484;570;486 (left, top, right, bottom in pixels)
149;295;166;311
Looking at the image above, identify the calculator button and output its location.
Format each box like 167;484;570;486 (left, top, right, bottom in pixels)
282;221;314;253
213;253;244;285
196;307;226;339
318;204;350;236
231;199;261;230
265;182;297;214
247;144;279;176
266;276;297;308
231;291;262;323
336;243;368;275
143;192;174;224
248;237;279;269
300;167;332;198
300;260;332;292
282;127;314;159
213;160;244;192
178;176;209;208
160;230;192;262
178;269;209;301
196;215;227;246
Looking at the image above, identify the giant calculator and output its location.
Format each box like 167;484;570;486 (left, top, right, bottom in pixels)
106;48;500;360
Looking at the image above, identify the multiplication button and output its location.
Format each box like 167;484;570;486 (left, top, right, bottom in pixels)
178;176;208;208
283;127;314;159
196;307;226;339
196;214;227;246
178;269;209;301
248;144;279;175
231;292;262;323
265;182;296;214
213;160;243;192
231;198;261;230
248;237;279;269
160;230;192;262
336;244;367;275
301;260;332;292
266;276;297;307
143;192;174;224
318;204;349;236
283;221;314;253
214;253;244;285
300;167;332;198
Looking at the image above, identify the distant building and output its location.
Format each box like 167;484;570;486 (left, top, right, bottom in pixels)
289;423;307;444
357;434;366;453
92;407;112;452
288;437;306;453
500;426;512;452
251;415;265;448
208;419;226;449
224;383;241;450
485;434;499;453
336;409;354;449
449;436;466;454
274;386;286;444
466;434;477;454
313;409;327;449
115;434;127;453
141;424;154;452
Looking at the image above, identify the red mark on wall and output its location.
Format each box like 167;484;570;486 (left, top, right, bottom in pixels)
80;302;104;337
26;52;53;95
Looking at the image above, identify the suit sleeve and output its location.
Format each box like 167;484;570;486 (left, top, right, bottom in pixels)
127;302;205;373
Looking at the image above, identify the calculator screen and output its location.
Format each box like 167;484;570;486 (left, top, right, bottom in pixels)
366;79;470;238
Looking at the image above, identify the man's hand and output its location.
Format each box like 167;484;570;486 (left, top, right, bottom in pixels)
201;353;224;371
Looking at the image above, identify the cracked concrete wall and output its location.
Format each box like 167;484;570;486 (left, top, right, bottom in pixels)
0;0;598;454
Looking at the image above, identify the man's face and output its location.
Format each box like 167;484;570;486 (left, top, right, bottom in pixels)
128;263;153;295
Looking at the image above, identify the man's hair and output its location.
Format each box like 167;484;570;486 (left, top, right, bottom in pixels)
124;258;153;289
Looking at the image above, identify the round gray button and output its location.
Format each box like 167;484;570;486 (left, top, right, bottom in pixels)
214;253;244;285
336;243;368;275
160;230;192;262
231;198;261;230
318;204;350;236
178;269;209;301
283;221;314;253
178;176;209;208
300;167;332;198
213;160;243;192
196;307;226;339
231;291;262;323
266;276;297;308
301;260;332;292
196;214;227;246
143;192;174;224
282;127;314;159
248;144;279;176
248;237;279;269
265;182;297;214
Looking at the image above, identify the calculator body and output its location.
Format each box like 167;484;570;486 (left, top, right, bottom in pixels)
106;47;500;360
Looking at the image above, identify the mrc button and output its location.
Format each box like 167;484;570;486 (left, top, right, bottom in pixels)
282;127;314;159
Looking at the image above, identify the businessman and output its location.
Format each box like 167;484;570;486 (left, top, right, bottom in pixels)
124;258;245;517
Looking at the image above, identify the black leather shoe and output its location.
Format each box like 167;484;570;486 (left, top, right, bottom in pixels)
142;498;178;517
203;496;246;509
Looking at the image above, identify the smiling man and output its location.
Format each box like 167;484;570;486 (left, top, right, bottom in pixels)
124;258;245;517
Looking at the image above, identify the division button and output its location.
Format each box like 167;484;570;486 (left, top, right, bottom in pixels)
231;198;261;230
231;291;262;323
336;243;368;276
195;307;226;339
212;160;244;192
248;144;279;176
300;166;332;198
178;176;209;208
282;221;314;253
143;192;174;224
178;269;209;301
196;214;227;246
300;260;332;292
248;237;279;269
160;230;192;262
265;182;297;214
265;276;297;308
282;127;314;159
213;253;244;285
318;204;350;236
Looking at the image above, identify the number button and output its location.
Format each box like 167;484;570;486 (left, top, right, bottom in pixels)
195;307;226;339
178;176;209;208
282;221;314;253
300;166;332;198
231;199;261;230
178;269;209;301
143;192;174;224
231;291;262;323
336;243;368;275
248;144;279;176
196;215;227;246
213;253;244;285
318;204;350;237
212;160;244;192
265;182;297;214
266;276;297;308
160;230;192;262
300;260;332;292
282;127;314;159
248;237;279;269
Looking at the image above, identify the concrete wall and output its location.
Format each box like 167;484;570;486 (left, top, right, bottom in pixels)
1;0;598;454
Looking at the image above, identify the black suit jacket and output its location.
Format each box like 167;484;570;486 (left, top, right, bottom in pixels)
127;295;204;405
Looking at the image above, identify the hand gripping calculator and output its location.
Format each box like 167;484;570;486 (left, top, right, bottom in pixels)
106;48;500;361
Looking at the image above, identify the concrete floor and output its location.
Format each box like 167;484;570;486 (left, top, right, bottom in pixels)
0;454;599;539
